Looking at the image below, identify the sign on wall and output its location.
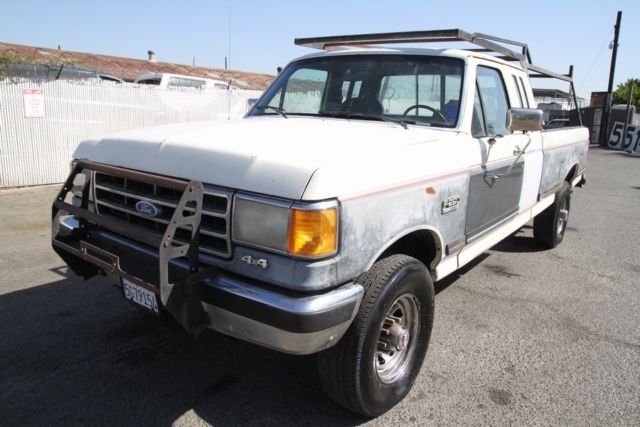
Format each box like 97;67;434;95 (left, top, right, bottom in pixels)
608;121;640;154
23;88;45;118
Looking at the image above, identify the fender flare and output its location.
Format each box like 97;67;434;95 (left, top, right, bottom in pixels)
365;225;445;272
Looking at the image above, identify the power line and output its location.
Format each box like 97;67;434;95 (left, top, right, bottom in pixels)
577;28;614;95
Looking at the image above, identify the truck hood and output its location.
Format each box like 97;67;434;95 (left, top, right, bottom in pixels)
74;116;443;200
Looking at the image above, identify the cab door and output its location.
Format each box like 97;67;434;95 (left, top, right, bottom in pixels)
465;65;528;238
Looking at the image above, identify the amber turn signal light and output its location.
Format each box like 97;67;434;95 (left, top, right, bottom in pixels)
288;208;337;257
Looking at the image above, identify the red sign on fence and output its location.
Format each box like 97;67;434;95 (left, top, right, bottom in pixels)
23;88;45;118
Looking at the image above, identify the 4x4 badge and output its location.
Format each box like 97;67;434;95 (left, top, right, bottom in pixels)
240;255;268;269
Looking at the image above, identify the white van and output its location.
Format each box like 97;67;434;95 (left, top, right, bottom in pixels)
134;72;230;91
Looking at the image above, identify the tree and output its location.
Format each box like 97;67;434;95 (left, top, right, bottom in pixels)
612;78;640;108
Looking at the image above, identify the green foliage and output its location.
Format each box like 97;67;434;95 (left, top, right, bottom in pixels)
0;53;27;70
0;54;28;81
612;78;640;107
0;53;25;65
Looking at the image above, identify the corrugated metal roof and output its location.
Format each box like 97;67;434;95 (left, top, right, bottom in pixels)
0;42;275;90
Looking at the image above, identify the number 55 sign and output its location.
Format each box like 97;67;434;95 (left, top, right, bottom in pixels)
608;121;640;154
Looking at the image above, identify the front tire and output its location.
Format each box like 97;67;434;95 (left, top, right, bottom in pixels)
534;181;571;248
317;255;434;417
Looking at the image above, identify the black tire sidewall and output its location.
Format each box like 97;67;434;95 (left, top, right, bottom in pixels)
357;261;434;414
534;181;571;248
552;183;571;246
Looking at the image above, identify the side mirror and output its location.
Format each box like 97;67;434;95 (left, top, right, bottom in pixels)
507;108;543;132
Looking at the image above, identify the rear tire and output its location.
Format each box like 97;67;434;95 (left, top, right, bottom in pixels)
317;255;434;417
534;181;571;248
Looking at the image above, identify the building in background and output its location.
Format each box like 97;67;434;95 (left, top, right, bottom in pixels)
0;42;276;188
533;88;585;122
0;41;274;90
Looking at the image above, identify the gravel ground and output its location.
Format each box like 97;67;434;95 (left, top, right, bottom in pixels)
0;148;638;426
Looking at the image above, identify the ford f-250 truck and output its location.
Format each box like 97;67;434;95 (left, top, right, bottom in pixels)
52;29;588;416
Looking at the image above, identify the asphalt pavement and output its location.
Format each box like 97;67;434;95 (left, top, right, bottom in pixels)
1;148;638;426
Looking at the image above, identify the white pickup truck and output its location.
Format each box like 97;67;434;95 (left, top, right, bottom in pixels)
52;29;588;416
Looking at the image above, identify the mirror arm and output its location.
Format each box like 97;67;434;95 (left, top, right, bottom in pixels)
504;133;532;176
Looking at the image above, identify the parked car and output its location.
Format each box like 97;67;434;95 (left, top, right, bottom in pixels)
134;72;230;90
52;29;588;417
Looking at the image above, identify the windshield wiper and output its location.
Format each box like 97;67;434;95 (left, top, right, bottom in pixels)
318;110;407;129
255;105;288;118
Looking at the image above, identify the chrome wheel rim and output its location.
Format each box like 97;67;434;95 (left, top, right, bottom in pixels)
375;294;420;384
557;197;569;239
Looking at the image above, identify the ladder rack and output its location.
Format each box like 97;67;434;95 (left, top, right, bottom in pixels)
295;29;581;112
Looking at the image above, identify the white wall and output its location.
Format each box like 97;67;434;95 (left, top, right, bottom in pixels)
0;79;262;187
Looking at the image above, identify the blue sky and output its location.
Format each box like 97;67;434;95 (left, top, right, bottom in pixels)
2;0;638;100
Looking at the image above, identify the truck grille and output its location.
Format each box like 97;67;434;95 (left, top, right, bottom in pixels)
93;171;232;259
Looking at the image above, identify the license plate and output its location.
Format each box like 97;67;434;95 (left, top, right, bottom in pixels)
122;278;160;315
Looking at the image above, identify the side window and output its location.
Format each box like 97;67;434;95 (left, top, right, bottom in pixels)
517;77;531;107
476;66;510;136
512;75;524;108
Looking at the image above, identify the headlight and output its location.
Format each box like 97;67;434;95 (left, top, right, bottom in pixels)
233;195;291;253
232;195;338;258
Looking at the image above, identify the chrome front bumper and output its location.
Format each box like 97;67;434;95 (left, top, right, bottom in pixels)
56;216;363;355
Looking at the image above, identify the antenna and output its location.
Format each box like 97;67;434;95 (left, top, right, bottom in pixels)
227;6;231;70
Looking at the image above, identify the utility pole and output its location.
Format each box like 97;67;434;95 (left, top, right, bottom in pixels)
599;11;622;146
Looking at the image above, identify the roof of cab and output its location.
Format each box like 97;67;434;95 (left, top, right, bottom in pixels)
291;46;526;71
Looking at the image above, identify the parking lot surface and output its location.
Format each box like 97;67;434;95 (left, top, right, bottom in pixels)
1;148;639;426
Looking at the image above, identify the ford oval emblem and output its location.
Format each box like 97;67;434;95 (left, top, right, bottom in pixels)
135;200;160;217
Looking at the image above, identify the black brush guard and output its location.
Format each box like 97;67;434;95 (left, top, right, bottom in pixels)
52;160;214;335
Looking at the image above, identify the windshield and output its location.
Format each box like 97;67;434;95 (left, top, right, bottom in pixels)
249;54;464;128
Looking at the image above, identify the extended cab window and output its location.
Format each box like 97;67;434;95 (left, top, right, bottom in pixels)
252;55;464;128
475;66;510;136
517;76;530;107
512;75;524;108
